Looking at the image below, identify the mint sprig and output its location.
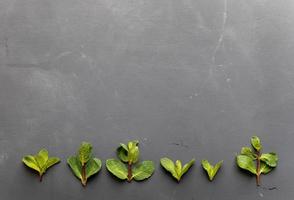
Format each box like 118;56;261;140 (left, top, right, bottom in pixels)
201;160;223;181
22;149;60;181
106;140;155;182
160;157;195;182
67;142;102;186
236;136;278;186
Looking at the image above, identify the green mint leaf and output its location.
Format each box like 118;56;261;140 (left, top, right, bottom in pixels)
46;157;60;169
106;159;128;180
132;160;155;181
181;159;195;176
201;160;223;181
251;136;262;151
236;155;257;175
117;144;129;163
160;157;194;182
107;140;154;182
241;147;257;160
86;158;102;178
68;142;102;186
22;155;40;173
237;136;278;186
174;160;182;179
260;152;278;167
22;149;60;181
120;143;128;151
260;162;272;174
78;142;92;166
160;157;176;177
67;156;82;179
35;149;49;174
127;140;139;164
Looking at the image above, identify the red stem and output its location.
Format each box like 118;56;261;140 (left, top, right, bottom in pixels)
127;162;132;182
256;151;261;186
39;174;43;182
82;164;87;187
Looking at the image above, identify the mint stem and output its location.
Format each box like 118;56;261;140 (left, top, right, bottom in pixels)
127;162;132;182
39;174;43;182
82;164;86;187
256;151;261;186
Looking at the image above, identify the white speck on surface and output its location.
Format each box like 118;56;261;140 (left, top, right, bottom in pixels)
81;52;87;58
0;153;8;165
259;192;264;197
226;78;231;82
189;93;198;99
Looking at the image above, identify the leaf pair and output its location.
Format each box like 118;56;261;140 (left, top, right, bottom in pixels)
22;149;60;181
106;140;155;182
160;157;195;182
201;160;223;181
67;142;102;186
236;136;278;186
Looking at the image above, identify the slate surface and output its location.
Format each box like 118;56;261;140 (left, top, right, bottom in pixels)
0;0;294;199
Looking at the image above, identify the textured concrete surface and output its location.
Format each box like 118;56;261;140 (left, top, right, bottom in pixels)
0;0;294;199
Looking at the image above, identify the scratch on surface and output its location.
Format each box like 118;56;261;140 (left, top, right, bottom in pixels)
56;51;72;59
211;0;228;64
4;37;9;57
169;140;189;148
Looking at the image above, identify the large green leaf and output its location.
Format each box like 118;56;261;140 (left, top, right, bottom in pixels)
106;159;128;180
260;162;272;174
127;141;139;164
260;152;278;167
132;160;155;181
251;136;262;151
236;155;257;175
86;158;102;178
67;156;82;179
160;157;176;177
22;155;40;173
117;144;129;163
78;142;92;165
201;160;223;181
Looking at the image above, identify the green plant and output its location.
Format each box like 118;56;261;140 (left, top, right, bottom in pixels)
22;149;60;181
67;142;102;186
106;140;155;182
236;136;278;186
160;157;195;182
201;160;223;181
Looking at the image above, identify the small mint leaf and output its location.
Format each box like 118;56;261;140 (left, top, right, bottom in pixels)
260;152;278;167
78;142;92;166
251;136;262;151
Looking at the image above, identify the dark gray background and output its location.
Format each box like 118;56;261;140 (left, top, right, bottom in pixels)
0;0;293;199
